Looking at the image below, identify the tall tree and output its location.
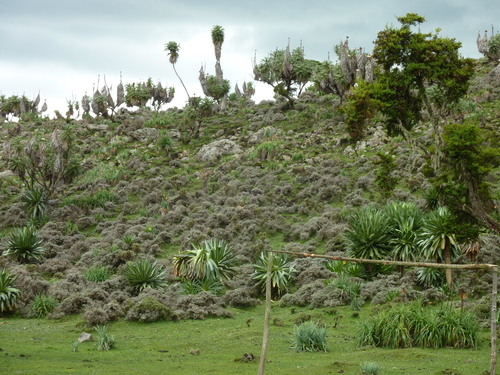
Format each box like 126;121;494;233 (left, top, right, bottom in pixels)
253;43;318;108
199;25;231;106
371;13;475;150
419;207;461;288
164;41;190;101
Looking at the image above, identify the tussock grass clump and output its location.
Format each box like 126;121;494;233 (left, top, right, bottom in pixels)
357;301;479;349
84;265;112;283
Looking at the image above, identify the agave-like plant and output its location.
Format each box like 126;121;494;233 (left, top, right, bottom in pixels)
252;252;295;298
124;259;167;293
0;269;22;314
4;226;45;264
173;238;237;282
22;187;48;222
344;206;392;278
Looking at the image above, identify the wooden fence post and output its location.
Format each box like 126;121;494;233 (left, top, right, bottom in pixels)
258;252;273;375
491;266;498;375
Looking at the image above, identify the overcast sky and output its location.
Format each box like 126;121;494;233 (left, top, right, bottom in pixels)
1;0;499;116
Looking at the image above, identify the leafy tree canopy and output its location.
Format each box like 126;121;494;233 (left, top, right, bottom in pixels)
253;44;319;108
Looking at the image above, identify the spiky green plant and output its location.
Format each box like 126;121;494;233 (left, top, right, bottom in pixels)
344;206;391;278
121;233;136;246
30;294;57;318
124;259;167;293
22;187;48;222
173;239;237;282
252;252;295;298
94;324;115;351
417;267;445;287
4;226;44;264
0;269;22;314
291;321;327;352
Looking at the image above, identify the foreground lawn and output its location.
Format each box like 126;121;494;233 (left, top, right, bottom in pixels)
0;303;492;375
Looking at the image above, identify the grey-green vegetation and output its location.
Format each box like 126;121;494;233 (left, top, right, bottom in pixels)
1;12;500;375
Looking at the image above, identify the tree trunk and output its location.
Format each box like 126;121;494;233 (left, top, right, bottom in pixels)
464;174;500;235
258;253;273;375
444;238;453;288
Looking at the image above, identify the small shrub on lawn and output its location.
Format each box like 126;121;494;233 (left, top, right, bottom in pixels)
94;324;115;351
291;321;327;352
360;361;380;375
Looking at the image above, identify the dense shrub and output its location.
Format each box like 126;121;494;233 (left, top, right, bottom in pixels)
84;307;110;326
124;295;177;322
175;291;232;320
222;288;261;308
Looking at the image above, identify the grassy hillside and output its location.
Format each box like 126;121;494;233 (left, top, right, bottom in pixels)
1;58;500;374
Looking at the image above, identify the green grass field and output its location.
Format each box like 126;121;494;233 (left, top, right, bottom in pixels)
0;303;493;375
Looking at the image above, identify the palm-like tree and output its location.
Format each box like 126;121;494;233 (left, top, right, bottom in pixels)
252;252;295;298
344;206;391;276
173;239;237;282
164;41;190;101
418;207;460;287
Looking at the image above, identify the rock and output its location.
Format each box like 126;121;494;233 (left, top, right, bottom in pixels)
78;332;93;342
196;139;242;162
130;128;159;142
0;170;14;180
86;124;109;131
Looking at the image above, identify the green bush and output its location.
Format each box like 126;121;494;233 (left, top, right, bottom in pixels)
124;259;167;293
30;294;57;318
4;226;45;264
0;269;22;314
291;321;327;352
